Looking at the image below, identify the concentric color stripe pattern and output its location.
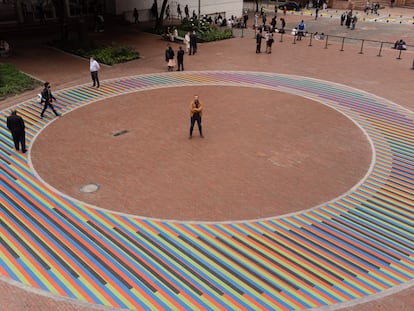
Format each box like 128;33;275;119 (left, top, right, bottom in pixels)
0;71;413;310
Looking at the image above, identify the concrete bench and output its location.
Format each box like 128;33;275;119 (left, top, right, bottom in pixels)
162;33;185;43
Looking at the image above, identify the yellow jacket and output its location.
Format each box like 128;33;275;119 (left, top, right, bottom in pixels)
189;99;203;117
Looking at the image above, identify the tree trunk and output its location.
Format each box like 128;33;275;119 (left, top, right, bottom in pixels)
51;0;68;40
155;0;168;29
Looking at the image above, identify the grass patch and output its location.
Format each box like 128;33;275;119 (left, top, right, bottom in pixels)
50;40;140;65
0;64;40;100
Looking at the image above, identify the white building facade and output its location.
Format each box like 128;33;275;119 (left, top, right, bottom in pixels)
116;0;244;22
1;0;243;24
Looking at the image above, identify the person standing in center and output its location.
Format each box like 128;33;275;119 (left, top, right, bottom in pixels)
90;56;100;88
40;82;60;118
189;95;203;139
6;110;27;153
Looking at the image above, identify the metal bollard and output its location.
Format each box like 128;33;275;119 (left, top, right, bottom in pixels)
308;33;313;47
377;42;383;57
293;34;296;44
340;37;345;51
280;32;284;42
324;35;328;49
359;39;364;54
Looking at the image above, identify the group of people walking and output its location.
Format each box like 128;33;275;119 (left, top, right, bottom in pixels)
340;11;358;30
5;56;103;154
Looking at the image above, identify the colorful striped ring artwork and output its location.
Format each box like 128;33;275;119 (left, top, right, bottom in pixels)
0;71;413;310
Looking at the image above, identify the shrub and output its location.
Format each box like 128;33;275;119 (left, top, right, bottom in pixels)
200;28;233;41
180;18;233;42
0;64;40;100
50;40;140;65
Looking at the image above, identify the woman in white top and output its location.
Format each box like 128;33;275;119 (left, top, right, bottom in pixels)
184;32;191;54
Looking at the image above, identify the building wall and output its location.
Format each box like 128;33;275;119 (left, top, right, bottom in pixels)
115;0;244;21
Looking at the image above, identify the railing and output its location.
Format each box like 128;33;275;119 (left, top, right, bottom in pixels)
232;27;414;61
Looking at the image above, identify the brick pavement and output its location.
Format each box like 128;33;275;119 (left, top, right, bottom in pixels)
1;6;414;311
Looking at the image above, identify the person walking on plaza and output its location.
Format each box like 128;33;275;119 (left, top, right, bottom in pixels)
6;110;27;153
177;4;182;20
345;11;352;28
189;95;203;139
254;12;259;29
165;4;170;20
177;46;184;71
340;11;346;26
133;8;139;24
297;20;305;40
184;4;189;19
40;82;60;118
90;56;100;88
351;14;358;30
280;17;286;32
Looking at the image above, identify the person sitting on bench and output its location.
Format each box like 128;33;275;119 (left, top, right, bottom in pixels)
0;40;10;56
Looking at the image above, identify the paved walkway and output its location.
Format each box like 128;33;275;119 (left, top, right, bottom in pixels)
0;5;414;311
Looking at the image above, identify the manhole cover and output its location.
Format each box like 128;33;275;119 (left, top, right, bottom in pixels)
80;183;100;193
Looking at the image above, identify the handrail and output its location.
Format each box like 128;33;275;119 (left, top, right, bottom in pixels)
231;26;413;60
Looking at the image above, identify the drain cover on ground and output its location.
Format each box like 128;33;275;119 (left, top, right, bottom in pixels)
80;183;99;193
112;130;128;137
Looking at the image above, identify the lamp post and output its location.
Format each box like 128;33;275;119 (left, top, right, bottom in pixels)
198;0;201;20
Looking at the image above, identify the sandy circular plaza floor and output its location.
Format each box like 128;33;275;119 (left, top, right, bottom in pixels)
31;86;371;221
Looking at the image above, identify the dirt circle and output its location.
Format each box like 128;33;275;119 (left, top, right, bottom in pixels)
31;86;372;221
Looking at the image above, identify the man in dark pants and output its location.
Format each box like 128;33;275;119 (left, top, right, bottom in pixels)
40;82;60;118
189;95;203;139
189;31;197;55
256;30;264;53
90;56;100;87
6;110;26;153
177;46;184;71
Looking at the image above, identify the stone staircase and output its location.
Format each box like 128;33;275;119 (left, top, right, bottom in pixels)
350;0;388;10
332;0;414;10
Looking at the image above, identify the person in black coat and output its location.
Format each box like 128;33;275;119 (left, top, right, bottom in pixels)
165;45;175;71
6;110;26;153
189;31;197;55
177;46;185;71
345;11;352;28
40;81;60;118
